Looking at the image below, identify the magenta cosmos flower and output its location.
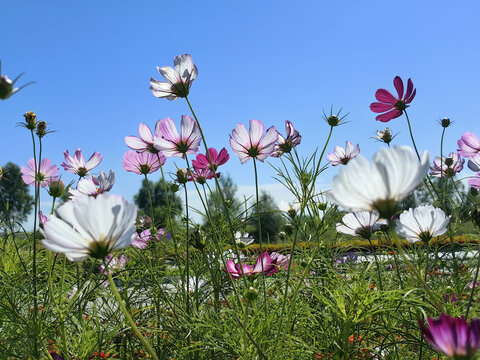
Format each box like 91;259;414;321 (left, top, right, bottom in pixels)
191;147;229;172
122;150;165;175
272;120;302;157
458;132;480;158
370;76;416;122
327;141;360;166
224;252;277;279
21;158;59;188
229;120;278;164
430;152;464;177
61;148;103;177
153;115;201;158
150;54;198;100
419;314;480;359
125;122;162;154
188;167;218;185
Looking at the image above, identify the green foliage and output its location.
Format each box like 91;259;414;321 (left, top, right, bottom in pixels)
0;162;34;222
247;191;285;243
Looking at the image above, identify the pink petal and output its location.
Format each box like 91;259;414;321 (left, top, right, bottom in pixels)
231;123;250;149
370;102;394;113
138;122;153;143
249;120;265;147
375;89;397;104
180;115;197;142
85;151;102;170
404;78;414;100
375;109;402;122
405;88;416;104
393;76;404;99
158;117;179;142
260;126;279;149
125;136;147;151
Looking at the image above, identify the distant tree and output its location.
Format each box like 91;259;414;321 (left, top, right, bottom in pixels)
206;174;242;218
247;191;285;243
134;179;182;228
0;162;34;222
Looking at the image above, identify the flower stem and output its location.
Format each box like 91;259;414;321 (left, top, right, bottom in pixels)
143;173;155;223
368;237;383;291
243;301;249;359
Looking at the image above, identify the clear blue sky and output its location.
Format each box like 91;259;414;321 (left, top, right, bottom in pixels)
2;1;480;222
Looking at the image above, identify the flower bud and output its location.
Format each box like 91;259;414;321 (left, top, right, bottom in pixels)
0;75;14;100
327;115;340;127
48;180;65;198
36;121;47;137
190;227;206;250
317;203;327;211
440;117;451;128
24;111;37;130
176;169;188;184
170;182;180;192
244;287;258;302
470;187;479;197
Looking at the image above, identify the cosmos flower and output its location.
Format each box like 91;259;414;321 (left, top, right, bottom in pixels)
270;252;291;269
42;193;137;261
419;314;480;360
224;252;277;279
150;54;198;100
61;148;103;177
329;146;430;218
69;170;115;199
125;122;164;154
396;205;450;243
21;158;59;188
327;141;360;166
469;173;480;190
39;211;48;228
277;200;301;218
372;127;395;145
132;228;170;249
153;116;201;158
187;167;218;185
336;211;387;239
430;152;464;177
122;150;165;175
272;120;301;157
467;154;480;172
235;232;254;248
458;132;480;158
229;120;278;164
370;76;416;122
191;147;230;172
100;254;129;275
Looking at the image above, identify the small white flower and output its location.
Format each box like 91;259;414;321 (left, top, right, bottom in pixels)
69;170;115;199
235;232;254;248
42;193;137;261
329;146;430;218
277;200;301;217
396;205;450;243
336;211;387;239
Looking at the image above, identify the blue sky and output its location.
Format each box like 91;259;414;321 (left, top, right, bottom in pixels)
2;1;480;224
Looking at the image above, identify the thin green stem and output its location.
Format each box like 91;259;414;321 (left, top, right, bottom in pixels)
143;174;155;223
30;129;39;358
368;237;383;291
243;301;249;359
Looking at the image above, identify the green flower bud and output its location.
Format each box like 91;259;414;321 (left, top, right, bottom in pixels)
190;227;206;250
244;287;259;302
24;111;37;130
440;117;451;128
170;182;180;192
176;169;188;184
36;121;47;137
48;180;65;198
0;75;14;100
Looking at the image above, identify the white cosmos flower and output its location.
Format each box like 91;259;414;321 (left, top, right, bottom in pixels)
42;193;137;261
329;146;430;218
277;200;301;217
336;211;387;239
396;205;450;243
235;232;254;248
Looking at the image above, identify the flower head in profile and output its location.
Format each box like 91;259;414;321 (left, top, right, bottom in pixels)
370;76;416;122
396;205;450;243
329;146;430;219
336;211;387;240
272;120;301;157
430;152;464;177
153;116;201;158
468;154;480;173
188;167;217;185
125;122;163;154
235;232;254;249
21;158;59;188
372;127;396;145
229;120;278;164
150;54;198;100
277;200;301;218
458;132;480;158
100;254;129;275
61;148;103;177
224;252;277;279
122;150;165;175
419;314;480;360
69;170;115;199
42;193;137;261
0;62;34;100
327;141;360;166
192;147;230;172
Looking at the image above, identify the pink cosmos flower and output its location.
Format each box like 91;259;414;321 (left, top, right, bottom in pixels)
270;252;291;270
327;141;360;166
69;170;115;199
188;167;218;185
125;122;163;154
150;54;198;100
132;228;171;249
153;116;201;158
469;173;480;190
419;314;480;359
61;148;103;177
191;147;230;172
458;132;480;158
122;150;165;175
468;154;480;172
272;120;302;157
224;252;277;279
430;152;464;177
39;211;48;228
229;120;278;164
21;158;59;188
100;254;129;275
370;76;416;122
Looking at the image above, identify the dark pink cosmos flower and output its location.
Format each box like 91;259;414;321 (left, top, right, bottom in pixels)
61;148;102;177
419;314;480;359
370;76;416;122
122;150;165;175
21;158;59;188
224;252;277;279
430;152;464;177
458;132;480;158
125;122;163;154
188;167;218;185
229;120;278;164
327;141;360;166
191;147;230;172
272;120;302;157
153;115;201;158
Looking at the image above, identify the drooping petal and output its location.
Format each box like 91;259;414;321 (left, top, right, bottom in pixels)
375;109;402;122
375;89;397;104
370;102;394;113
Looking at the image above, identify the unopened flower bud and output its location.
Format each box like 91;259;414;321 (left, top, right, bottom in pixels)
48;180;65;198
440;118;451;128
36;121;47;137
190;227;206;250
170;182;180;192
176;169;188;184
327;115;340;127
0;75;14;100
317;203;327;211
470;187;479;197
24;111;37;130
244;287;258;302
